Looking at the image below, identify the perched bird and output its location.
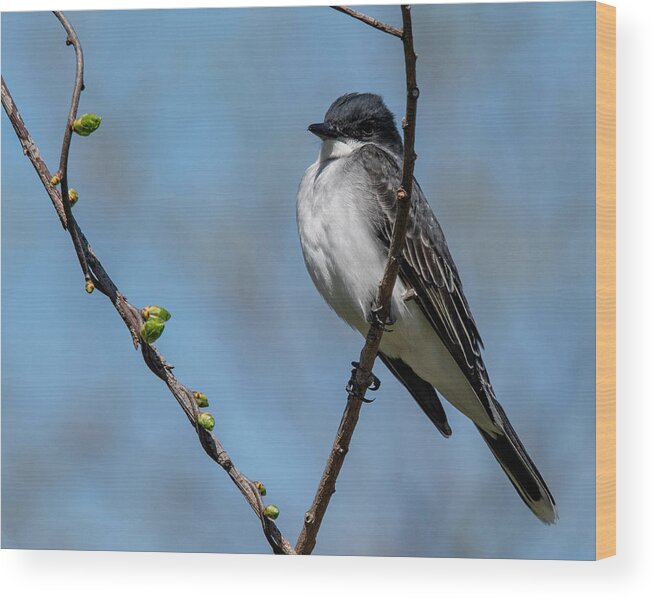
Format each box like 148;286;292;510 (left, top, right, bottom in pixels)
296;92;557;524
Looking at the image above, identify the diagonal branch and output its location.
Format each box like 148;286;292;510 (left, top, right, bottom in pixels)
1;29;295;555
331;6;403;38
295;4;419;555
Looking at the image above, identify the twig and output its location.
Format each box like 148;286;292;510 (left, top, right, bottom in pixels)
295;5;419;555
331;6;403;38
52;11;93;289
0;77;67;228
1;29;295;556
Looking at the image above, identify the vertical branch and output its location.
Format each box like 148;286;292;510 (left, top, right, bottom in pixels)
400;6;419;197
52;11;93;289
295;5;419;555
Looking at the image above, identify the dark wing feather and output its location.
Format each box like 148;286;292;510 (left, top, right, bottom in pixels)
378;352;452;438
353;144;498;420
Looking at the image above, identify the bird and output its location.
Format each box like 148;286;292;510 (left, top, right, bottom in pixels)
296;92;557;524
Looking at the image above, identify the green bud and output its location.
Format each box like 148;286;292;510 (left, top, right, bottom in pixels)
85;280;95;294
263;505;279;520
193;391;209;408
68;188;79;206
73;113;102;136
140;317;165;344
197;411;215;431
255;481;267;496
142;305;171;322
50;174;61;186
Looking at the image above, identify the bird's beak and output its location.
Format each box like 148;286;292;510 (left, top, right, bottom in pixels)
308;122;338;140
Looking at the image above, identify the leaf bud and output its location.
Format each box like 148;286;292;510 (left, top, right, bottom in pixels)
140;317;165;344
193;391;209;408
197;411;215;431
73;113;102;136
142;305;171;322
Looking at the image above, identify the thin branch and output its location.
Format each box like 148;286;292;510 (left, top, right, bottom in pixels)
0;77;67;228
331;6;403;38
295;4;419;555
52;11;93;289
1;42;295;557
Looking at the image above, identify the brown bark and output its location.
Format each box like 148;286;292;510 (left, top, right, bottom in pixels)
295;5;419;555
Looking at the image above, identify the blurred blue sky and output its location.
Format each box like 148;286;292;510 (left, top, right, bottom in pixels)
2;3;596;559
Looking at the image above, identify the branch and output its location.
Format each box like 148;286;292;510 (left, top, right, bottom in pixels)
295;4;419;555
1;21;295;556
52;11;93;290
331;6;403;38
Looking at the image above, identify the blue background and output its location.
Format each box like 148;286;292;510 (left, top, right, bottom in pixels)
2;3;596;559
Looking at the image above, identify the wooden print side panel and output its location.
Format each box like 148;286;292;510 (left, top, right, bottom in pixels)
596;1;616;561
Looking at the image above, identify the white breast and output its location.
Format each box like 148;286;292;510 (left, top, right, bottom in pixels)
297;150;406;333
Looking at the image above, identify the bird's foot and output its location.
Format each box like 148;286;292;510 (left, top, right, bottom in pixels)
368;303;396;332
346;361;381;403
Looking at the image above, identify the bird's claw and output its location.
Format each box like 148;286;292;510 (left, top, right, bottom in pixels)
346;361;380;403
368;304;396;332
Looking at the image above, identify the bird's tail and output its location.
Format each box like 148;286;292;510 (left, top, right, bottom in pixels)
476;402;558;524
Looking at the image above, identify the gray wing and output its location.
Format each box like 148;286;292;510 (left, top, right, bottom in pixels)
351;143;498;419
351;145;559;522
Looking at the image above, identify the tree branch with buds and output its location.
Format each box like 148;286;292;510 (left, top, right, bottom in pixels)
1;13;294;556
1;5;419;556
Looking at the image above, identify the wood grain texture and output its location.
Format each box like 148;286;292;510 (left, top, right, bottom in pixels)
595;1;616;561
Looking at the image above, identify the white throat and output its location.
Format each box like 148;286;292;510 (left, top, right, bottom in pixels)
319;138;364;162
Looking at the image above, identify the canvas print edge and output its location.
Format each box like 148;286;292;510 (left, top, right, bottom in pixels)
595;0;616;561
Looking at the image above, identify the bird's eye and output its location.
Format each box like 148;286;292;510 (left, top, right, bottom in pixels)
361;121;374;136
